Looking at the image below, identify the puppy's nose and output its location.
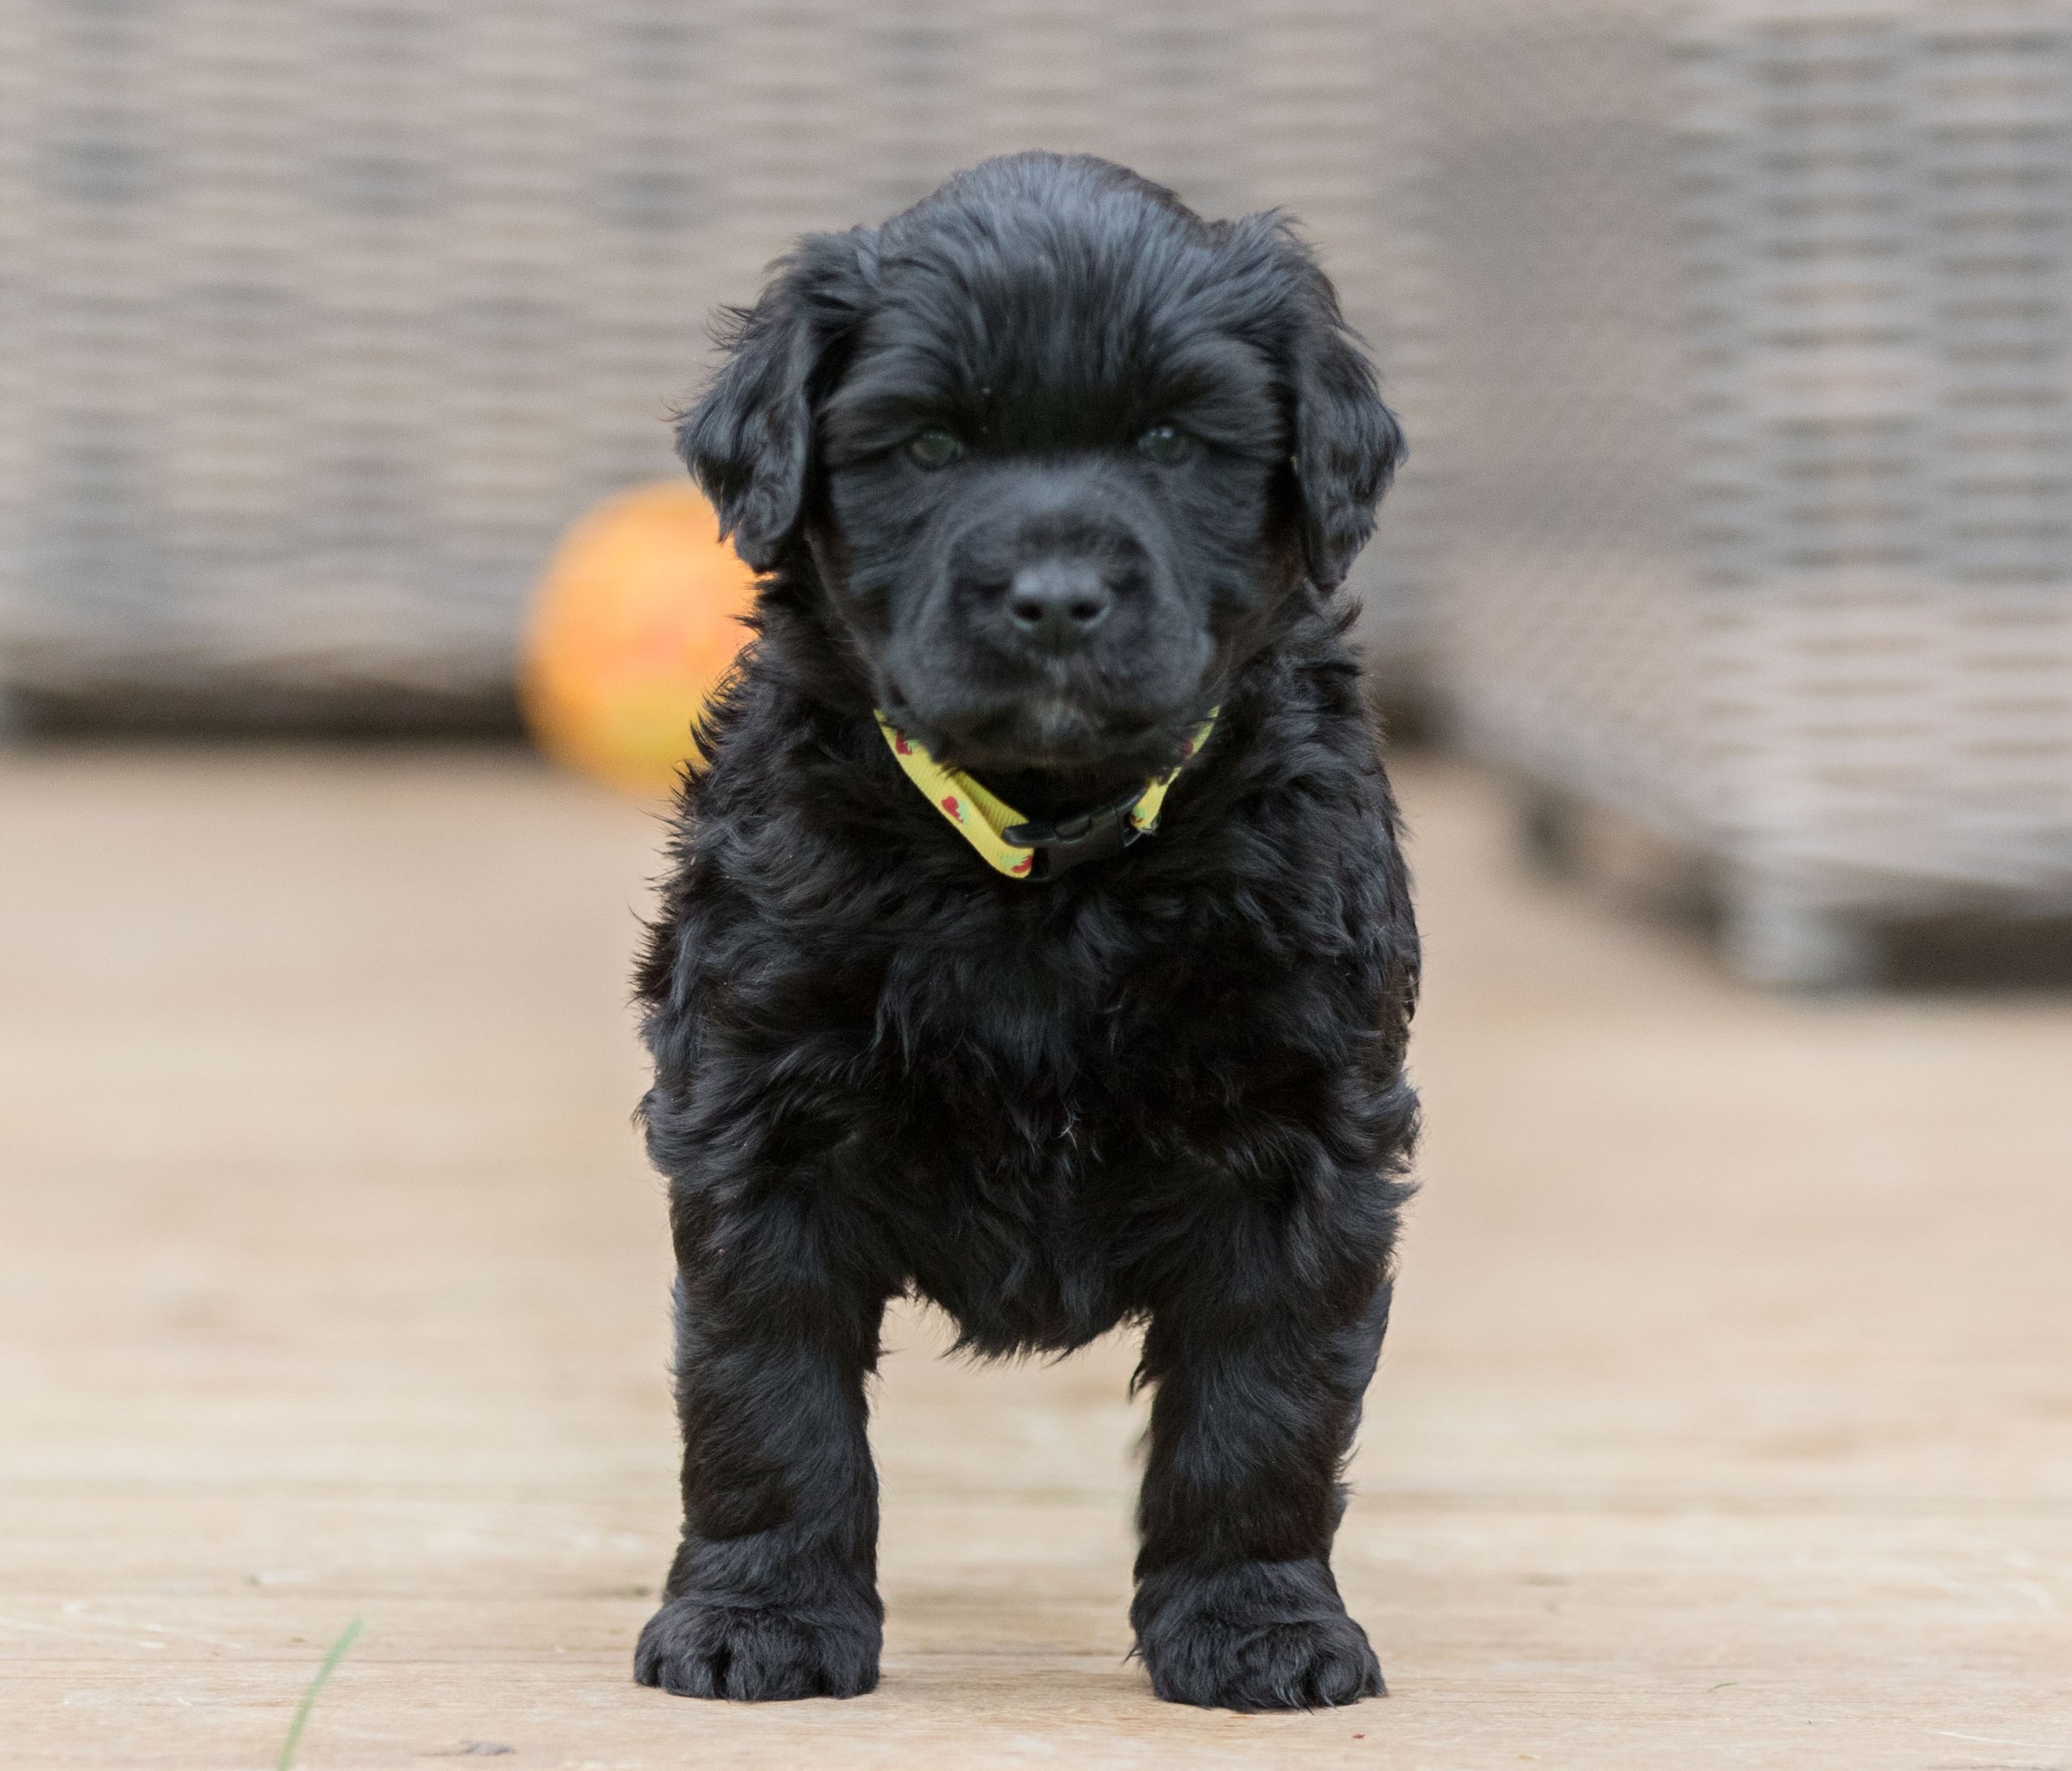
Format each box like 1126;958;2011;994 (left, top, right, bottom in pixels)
1005;559;1113;651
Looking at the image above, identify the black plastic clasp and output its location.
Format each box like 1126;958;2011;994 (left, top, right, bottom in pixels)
1002;791;1148;881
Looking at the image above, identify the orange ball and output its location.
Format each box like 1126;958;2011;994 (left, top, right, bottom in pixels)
520;483;758;798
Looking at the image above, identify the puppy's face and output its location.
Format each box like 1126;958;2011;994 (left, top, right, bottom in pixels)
682;155;1402;778
814;289;1283;772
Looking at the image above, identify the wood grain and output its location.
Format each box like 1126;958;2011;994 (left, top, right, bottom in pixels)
2;748;2066;1769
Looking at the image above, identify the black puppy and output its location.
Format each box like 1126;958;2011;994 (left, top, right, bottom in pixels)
632;152;1418;1712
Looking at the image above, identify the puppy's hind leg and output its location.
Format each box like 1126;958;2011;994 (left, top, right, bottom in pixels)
635;1183;893;1701
1130;1265;1396;1711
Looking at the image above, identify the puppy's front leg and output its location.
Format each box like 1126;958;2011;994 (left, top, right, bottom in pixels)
635;1187;889;1701
1131;1272;1394;1711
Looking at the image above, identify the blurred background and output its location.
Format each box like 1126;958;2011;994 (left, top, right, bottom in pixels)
2;0;2070;982
7;7;2072;1762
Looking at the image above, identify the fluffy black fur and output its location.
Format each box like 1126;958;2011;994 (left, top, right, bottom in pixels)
632;153;1419;1712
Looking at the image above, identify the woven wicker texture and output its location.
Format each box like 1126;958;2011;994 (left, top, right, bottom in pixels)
1397;0;2072;936
1682;0;2072;910
0;0;1421;708
1387;0;1703;835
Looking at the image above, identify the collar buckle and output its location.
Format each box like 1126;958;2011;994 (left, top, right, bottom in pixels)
1002;792;1145;881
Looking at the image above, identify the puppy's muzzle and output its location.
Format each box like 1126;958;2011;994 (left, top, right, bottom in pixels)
953;517;1153;665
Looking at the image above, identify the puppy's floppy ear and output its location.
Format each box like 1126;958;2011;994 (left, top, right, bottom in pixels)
677;229;875;573
1276;234;1405;591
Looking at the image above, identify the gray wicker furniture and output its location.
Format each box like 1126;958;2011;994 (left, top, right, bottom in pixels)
1399;0;2072;981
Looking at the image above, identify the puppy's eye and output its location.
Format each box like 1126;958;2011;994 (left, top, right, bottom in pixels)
1136;423;1193;466
905;428;964;469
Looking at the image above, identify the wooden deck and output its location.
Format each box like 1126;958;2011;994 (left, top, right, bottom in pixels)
2;745;2067;1769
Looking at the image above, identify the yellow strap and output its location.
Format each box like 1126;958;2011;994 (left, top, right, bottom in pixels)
874;709;1218;879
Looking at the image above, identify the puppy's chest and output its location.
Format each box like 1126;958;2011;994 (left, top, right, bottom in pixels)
866;916;1274;1149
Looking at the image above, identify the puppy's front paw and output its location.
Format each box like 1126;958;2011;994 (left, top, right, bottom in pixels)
633;1593;880;1701
1133;1561;1385;1711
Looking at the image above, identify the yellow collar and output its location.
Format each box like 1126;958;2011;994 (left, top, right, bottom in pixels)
874;709;1219;880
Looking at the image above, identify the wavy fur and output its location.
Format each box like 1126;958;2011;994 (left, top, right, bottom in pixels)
632;153;1418;1711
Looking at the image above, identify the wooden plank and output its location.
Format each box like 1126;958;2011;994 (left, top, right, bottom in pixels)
2;748;2067;1768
